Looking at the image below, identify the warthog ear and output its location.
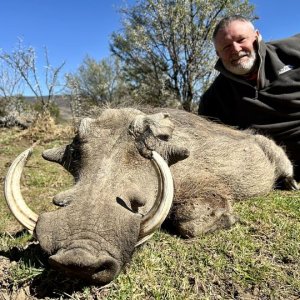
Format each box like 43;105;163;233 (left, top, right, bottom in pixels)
42;145;67;164
165;144;190;166
42;144;80;178
130;113;189;165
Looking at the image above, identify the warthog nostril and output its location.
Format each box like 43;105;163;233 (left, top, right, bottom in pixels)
49;249;120;284
92;257;120;284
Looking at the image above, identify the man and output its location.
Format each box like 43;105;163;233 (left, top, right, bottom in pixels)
198;15;300;180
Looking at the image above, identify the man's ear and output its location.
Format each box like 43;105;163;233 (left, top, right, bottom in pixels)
256;29;262;42
215;50;220;57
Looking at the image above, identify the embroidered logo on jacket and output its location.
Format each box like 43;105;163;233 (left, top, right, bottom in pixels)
278;65;294;75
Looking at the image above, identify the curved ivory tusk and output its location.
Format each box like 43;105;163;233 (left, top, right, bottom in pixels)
4;147;39;232
136;151;174;246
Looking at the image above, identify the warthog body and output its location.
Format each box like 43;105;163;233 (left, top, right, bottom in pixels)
5;108;298;284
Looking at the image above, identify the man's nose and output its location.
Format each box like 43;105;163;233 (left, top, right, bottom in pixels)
232;42;242;53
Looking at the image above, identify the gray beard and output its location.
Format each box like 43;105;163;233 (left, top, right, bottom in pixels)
224;50;257;75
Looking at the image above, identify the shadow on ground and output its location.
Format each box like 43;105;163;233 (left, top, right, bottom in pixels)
0;231;98;298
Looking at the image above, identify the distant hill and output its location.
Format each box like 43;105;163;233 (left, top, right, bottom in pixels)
24;95;72;120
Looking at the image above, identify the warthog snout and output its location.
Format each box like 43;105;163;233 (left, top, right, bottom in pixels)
49;249;120;284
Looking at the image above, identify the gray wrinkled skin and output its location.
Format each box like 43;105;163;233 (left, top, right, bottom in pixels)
35;108;297;285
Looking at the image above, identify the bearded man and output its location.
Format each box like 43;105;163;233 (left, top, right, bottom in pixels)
198;15;300;180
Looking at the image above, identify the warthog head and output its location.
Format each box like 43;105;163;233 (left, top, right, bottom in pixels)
4;108;189;284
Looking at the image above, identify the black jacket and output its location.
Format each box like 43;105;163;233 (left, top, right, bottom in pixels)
199;34;300;165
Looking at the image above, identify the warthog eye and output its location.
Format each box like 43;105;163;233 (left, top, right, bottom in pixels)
157;134;170;141
69;135;81;159
62;134;83;178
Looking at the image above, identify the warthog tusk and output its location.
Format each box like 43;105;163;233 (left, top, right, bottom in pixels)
4;147;38;233
136;151;174;246
5;148;172;244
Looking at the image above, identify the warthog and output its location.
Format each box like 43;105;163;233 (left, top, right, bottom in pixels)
4;108;298;285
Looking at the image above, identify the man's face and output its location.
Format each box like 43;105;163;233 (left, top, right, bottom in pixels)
214;20;259;75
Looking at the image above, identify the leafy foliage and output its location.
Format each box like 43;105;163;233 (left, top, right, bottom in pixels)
111;0;255;111
66;56;132;118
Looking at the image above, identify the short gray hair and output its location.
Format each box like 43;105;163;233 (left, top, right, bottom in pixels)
212;15;255;42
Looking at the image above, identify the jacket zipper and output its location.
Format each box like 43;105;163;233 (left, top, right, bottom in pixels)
254;87;258;99
255;40;262;100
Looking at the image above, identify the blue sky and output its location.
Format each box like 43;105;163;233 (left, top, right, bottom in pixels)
0;0;299;95
252;0;299;40
0;0;128;74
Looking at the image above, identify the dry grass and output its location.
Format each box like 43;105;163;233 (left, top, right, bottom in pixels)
19;112;75;143
0;123;299;299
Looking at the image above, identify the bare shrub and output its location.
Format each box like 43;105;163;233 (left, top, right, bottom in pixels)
20;112;74;143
